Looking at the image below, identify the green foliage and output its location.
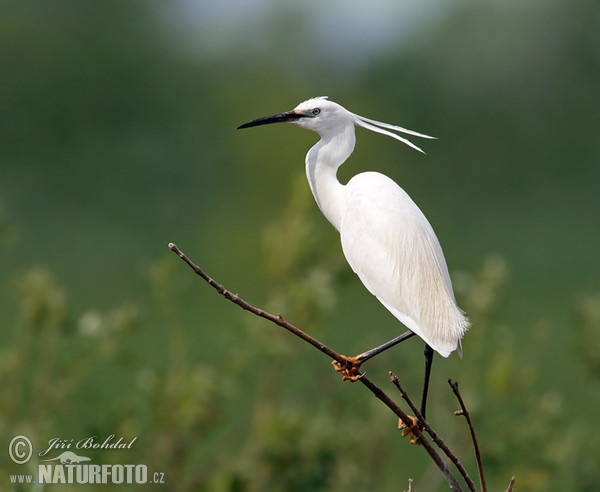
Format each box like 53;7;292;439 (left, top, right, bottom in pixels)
575;293;600;379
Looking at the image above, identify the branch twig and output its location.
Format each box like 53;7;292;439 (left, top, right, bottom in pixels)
505;476;516;492
168;243;344;365
357;375;462;491
449;379;487;492
168;243;465;490
390;373;477;492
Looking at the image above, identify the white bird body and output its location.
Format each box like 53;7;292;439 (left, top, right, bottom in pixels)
239;96;470;358
340;171;466;357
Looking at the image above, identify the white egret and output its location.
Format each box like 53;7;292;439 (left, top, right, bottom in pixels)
238;97;469;421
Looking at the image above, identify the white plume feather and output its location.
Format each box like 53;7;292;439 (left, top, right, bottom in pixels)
353;114;436;154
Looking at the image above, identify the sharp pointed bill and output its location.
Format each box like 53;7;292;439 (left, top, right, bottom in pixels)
237;110;306;129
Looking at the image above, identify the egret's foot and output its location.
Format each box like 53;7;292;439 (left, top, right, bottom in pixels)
398;415;423;445
331;355;363;382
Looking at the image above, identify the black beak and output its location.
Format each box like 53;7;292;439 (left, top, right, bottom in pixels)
237;110;304;129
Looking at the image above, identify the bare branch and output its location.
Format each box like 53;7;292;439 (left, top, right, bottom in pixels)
449;379;487;492
168;243;344;365
358;375;462;491
168;243;467;490
390;373;477;492
505;476;516;492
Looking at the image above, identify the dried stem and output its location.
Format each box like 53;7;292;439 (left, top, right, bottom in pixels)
390;373;477;492
449;379;487;492
358;375;462;491
168;243;344;365
168;243;468;490
505;476;516;492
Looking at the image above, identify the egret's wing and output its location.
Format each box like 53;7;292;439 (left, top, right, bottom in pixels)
340;172;469;357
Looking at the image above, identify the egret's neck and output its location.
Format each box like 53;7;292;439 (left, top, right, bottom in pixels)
305;126;356;231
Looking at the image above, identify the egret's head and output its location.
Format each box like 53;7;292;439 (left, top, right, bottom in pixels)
238;96;435;153
237;96;352;136
290;97;354;133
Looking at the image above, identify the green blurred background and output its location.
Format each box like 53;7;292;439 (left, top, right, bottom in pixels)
1;1;599;490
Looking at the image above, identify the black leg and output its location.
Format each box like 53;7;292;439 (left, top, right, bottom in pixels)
420;344;435;419
356;330;416;363
333;330;418;382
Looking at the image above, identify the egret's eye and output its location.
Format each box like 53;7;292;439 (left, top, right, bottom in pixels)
312;108;321;116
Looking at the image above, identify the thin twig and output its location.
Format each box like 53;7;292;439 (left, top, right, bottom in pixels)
358;375;462;491
168;243;463;491
168;243;345;365
448;379;487;492
390;373;476;492
505;476;516;492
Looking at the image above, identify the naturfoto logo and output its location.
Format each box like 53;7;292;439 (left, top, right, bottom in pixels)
8;434;166;486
